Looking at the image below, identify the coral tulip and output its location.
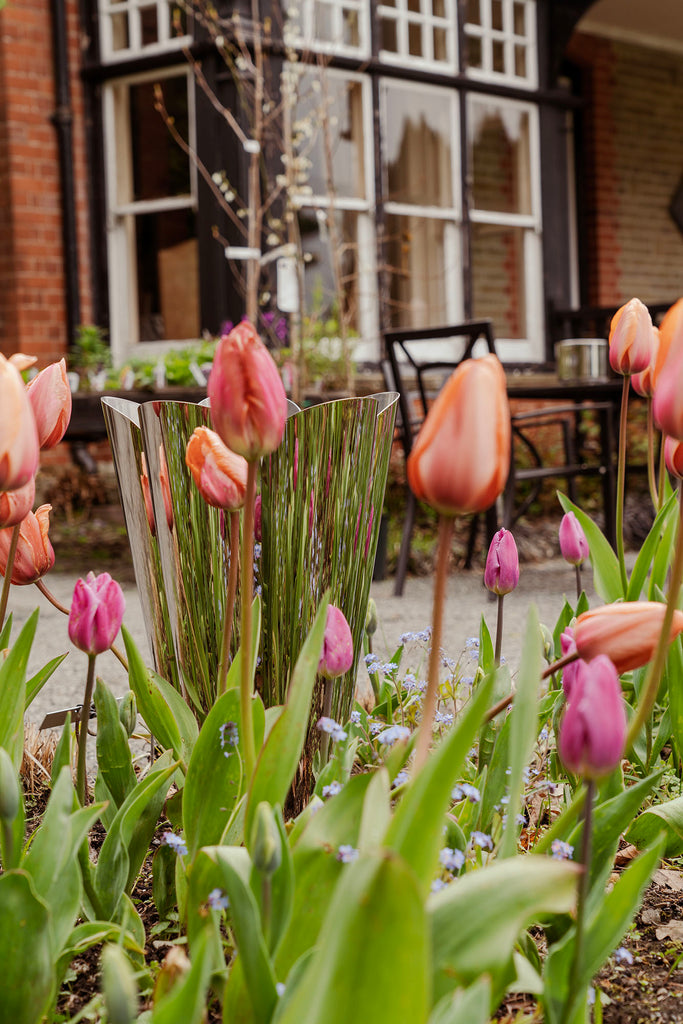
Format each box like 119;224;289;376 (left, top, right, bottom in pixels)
0;354;39;491
558;654;626;778
208;320;287;460
9;353;37;373
318;605;353;679
654;297;683;387
653;331;683;442
0;477;35;529
185;427;248;511
574;601;683;675
631;328;660;398
484;528;519;596
559;511;589;566
26;358;72;449
407;355;510;515
68;571;125;656
664;435;683;480
0;504;54;584
608;298;654;376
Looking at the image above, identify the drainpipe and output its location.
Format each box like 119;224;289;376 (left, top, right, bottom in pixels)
50;0;81;349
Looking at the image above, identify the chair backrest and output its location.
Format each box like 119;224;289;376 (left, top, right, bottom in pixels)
383;320;497;456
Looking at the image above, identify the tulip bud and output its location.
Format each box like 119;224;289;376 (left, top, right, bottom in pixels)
68;571;126;656
631;328;660;398
318;604;353;679
558;511;589;566
185;427;248;511
0;747;20;824
407;355;510;516
208;320;287;460
654;297;683;388
250;801;282;876
26;358;72;449
0;353;39;492
574;601;683;675
559;626;585;699
664;436;683;480
539;622;554;663
484;528;519;596
119;692;137;738
365;597;378;637
558;655;626;778
0;504;54;584
608;298;654;376
0;477;35;529
653;330;683;442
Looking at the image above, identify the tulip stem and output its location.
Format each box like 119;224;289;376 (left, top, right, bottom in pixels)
414;515;453;772
562;778;595;1024
240;461;258;781
494;594;504;666
218;510;240;697
646;397;659;512
615;375;630;594
320;678;333;765
574;565;582;605
33;579;128;671
0;523;20;630
76;653;97;805
658;434;667;510
626;486;683;749
483;648;581;724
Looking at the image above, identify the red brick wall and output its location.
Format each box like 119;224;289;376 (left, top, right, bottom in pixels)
568;31;683;307
0;0;92;365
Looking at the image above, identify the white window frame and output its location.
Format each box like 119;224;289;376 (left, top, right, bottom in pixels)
378;0;458;72
467;92;543;360
286;0;371;59
291;69;378;356
464;0;537;89
99;0;192;63
103;66;198;363
381;78;464;330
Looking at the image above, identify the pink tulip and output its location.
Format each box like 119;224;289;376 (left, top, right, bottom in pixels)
631;327;660;398
185;427;248;511
318;605;353;679
0;353;39;491
608;298;654;376
664;436;683;480
558;654;626;778
575;601;683;675
559;511;589;566
484;528;519;596
26;358;72;449
208;320;287;460
0;477;35;529
653;332;683;442
559;627;585;700
0;504;54;584
68;571;125;656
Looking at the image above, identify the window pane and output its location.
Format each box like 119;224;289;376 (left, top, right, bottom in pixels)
381;15;398;51
135;209;199;341
513;1;526;35
128;77;191;202
491;0;503;31
514;44;526;78
467;34;482;68
140;5;158;46
433;26;447;61
384;213;455;328
471;223;526;339
492;39;504;73
111;11;129;50
469;101;532;215
298;208;362;332
433;0;446;15
294;73;366;201
384;87;454;207
408;21;423;57
466;0;481;25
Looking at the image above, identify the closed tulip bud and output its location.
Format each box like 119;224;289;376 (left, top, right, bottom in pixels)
319;604;353;679
365;597;378;637
0;476;35;528
654;297;683;388
119;692;137;738
558;655;626;778
0;504;54;584
558;511;589;566
539;622;554;663
185;427;248;510
575;601;683;675
653;330;683;442
407;355;510;516
0;353;39;492
608;298;654;376
631;328;660;398
250;802;282;876
26;358;72;449
208;320;287;460
665;436;683;480
68;571;125;656
484;528;519;595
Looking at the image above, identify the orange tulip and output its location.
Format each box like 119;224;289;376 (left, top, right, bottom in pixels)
654;297;683;387
608;298;653;376
185;427;248;511
574;601;683;675
0;353;39;492
26;358;72;449
0;504;55;585
407;354;510;515
0;477;35;528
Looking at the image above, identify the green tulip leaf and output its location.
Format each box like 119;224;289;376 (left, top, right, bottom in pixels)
649;500;679;600
152;929;214;1024
24;653;68;712
626;490;678;601
626;791;683;857
428;978;491;1024
0;608;38;767
95;677;137;812
0;871;54;1024
557;493;623;602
